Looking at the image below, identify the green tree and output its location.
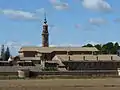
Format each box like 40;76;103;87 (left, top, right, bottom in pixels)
83;42;120;54
112;42;120;54
94;44;102;54
0;44;5;61
82;44;93;47
102;42;114;54
4;47;10;61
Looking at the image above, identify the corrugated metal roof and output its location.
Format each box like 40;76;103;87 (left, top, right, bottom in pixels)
19;46;99;53
52;56;65;66
52;55;120;61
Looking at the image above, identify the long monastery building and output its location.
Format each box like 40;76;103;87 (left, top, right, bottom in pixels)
18;17;120;71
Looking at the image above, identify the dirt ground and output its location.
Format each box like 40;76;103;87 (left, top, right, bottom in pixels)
0;78;120;90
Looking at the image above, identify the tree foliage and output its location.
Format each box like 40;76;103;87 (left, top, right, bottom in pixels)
4;47;10;61
83;44;93;47
0;45;5;61
0;45;11;61
82;42;120;54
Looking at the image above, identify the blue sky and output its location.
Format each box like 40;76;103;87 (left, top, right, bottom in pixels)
0;0;120;55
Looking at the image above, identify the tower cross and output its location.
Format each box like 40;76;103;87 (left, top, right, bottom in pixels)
44;12;47;24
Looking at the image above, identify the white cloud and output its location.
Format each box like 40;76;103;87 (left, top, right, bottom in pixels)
75;18;108;31
114;18;120;23
54;44;81;47
36;8;46;14
89;18;108;25
82;0;112;12
75;24;81;29
0;9;40;21
75;23;96;31
83;41;101;46
37;43;82;47
37;44;57;47
59;44;81;47
50;0;69;10
49;24;57;30
54;3;69;10
48;24;62;33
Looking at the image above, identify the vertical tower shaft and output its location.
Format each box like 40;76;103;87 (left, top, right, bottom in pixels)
42;13;49;47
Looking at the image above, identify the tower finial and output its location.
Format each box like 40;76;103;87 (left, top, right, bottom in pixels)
44;12;47;24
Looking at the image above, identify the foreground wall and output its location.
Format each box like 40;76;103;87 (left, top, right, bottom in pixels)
0;66;119;77
33;70;118;77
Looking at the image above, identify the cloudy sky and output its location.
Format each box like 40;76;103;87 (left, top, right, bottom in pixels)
0;0;119;55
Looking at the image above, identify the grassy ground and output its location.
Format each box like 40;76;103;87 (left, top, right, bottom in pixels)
0;79;120;90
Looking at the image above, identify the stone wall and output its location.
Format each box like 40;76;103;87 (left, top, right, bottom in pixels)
33;70;118;77
0;66;119;78
0;66;42;73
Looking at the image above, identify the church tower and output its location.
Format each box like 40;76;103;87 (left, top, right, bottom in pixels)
42;13;49;47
